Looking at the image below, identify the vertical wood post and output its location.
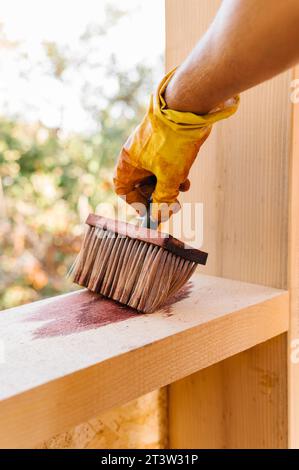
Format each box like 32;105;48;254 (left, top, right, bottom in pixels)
165;0;293;448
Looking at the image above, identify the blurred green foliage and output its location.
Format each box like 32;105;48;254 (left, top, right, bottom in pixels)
0;6;156;309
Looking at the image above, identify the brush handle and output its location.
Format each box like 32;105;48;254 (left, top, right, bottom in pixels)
140;212;159;230
140;199;159;230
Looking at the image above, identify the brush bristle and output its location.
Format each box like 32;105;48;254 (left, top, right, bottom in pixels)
69;225;197;313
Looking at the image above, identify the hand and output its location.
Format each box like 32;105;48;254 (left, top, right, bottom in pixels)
113;69;239;222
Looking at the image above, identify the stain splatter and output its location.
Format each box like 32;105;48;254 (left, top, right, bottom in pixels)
26;281;194;339
160;281;193;315
26;290;138;339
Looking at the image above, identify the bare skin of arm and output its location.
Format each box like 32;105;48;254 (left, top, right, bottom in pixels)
165;0;299;114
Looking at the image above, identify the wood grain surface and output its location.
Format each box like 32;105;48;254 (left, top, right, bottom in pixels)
86;213;208;265
0;273;288;448
288;65;299;448
165;0;292;449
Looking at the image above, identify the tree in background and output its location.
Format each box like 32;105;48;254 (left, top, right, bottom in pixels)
0;4;159;309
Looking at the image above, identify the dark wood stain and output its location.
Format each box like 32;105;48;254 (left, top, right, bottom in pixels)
26;290;138;339
25;281;193;339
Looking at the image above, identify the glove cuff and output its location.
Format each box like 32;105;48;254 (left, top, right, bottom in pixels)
154;68;239;131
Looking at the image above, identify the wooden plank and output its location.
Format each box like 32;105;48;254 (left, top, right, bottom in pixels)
288;64;299;449
165;0;291;449
169;334;288;449
0;274;288;448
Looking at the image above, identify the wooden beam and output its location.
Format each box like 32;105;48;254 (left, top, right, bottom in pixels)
0;274;288;448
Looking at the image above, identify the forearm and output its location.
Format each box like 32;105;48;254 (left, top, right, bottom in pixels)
165;0;299;114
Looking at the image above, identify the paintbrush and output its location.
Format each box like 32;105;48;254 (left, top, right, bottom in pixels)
70;213;208;313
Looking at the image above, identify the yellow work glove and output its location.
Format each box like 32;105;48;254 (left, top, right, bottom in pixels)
114;69;239;222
